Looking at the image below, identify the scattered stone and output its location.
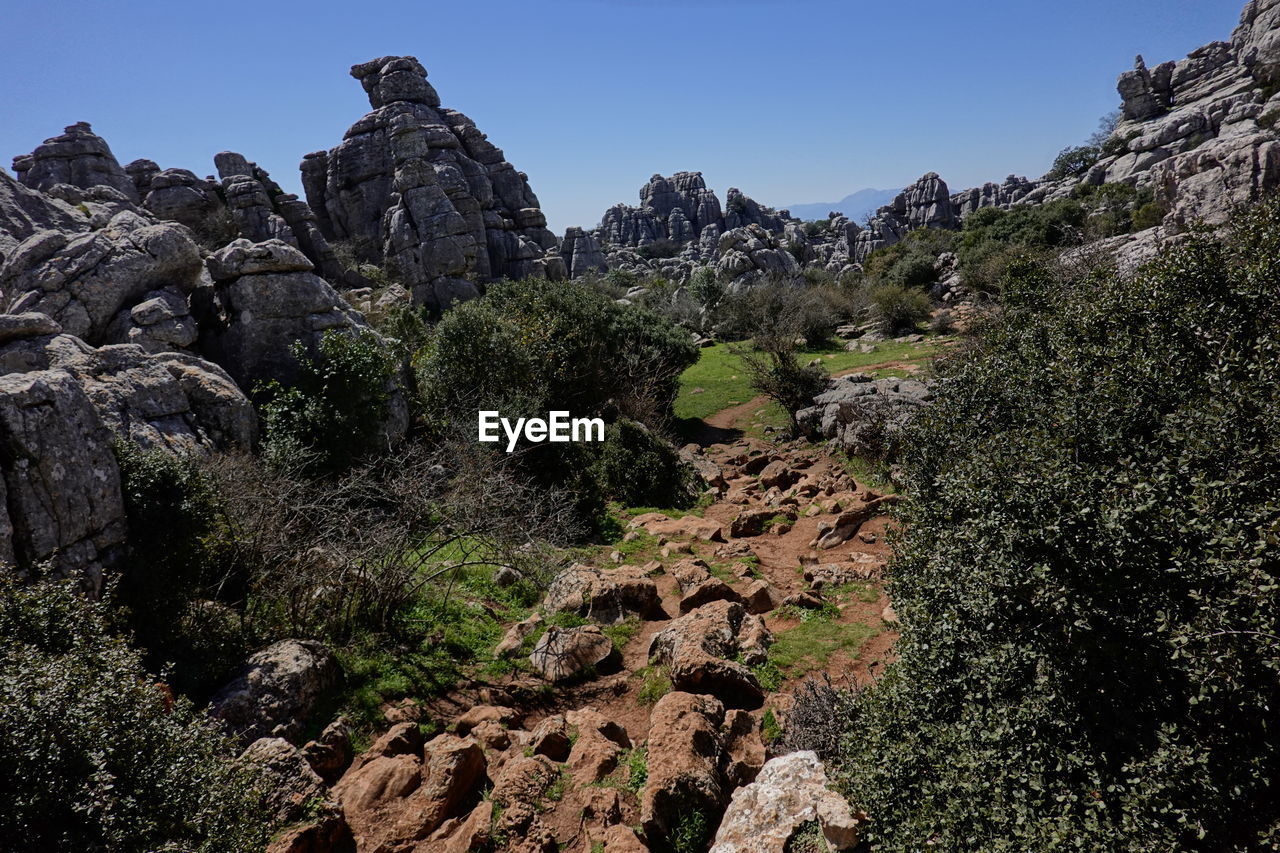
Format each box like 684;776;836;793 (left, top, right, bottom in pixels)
543;564;659;624
648;600;772;706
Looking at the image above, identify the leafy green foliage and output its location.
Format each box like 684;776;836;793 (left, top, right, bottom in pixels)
259;329;396;475
0;577;271;851
957;199;1087;291
594;419;697;509
416;278;699;526
112;442;248;698
867;283;932;335
834;198;1280;850
1047;144;1101;180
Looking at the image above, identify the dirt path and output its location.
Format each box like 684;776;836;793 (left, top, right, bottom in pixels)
349;394;908;852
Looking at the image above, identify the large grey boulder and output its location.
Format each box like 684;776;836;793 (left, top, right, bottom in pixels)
209;639;340;745
0;169;88;262
0;313;257;589
0;368;125;592
796;374;932;462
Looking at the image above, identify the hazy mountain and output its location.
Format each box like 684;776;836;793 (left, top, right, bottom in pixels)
783;187;899;223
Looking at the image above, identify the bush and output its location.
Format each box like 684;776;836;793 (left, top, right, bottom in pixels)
1132;201;1168;230
1047;144;1101;180
113;442;247;698
734;335;830;433
0;577;271;850
418;278;696;430
593;419;697;508
259;329;397;476
833;198;1280;849
867;283;931;335
714;280;853;347
637;238;682;260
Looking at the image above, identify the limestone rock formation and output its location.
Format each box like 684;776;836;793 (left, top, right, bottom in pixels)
714;224;801;288
0;312;254;590
301;56;563;313
796;374;933;461
641;692;731;842
12;122;139;203
591;172;793;278
560;226;608;277
2;210;203;347
0;169;87;262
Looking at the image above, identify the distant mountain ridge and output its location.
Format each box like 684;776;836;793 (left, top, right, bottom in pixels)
784;188;899;223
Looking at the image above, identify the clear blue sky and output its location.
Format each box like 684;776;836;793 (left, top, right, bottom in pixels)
0;0;1247;233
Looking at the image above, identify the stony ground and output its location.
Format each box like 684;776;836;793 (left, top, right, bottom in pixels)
282;386;911;853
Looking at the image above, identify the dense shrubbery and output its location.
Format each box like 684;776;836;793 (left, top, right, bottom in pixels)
259;329;397;475
114;442;249;698
0;577;271;851
417;278;700;522
1046;144;1102;180
957;199;1087;291
830;198;1280;850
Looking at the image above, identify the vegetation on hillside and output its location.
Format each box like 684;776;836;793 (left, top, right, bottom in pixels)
819;197;1280;850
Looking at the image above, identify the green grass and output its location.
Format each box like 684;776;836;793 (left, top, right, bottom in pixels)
842;454;898;495
328;559;542;745
767;617;880;680
625;746;648;793
762;708;782;744
635;665;673;705
602;618;641;650
674;337;946;423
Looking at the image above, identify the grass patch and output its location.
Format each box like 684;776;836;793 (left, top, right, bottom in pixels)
625;746;648;793
674;338;946;424
767;618;880;680
762;708;782;744
827;581;881;604
842;454;897;494
602;618;641;650
635;665;673;705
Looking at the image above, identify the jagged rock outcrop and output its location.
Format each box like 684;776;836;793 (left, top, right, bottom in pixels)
12;122;139;203
1;210;204;348
301;56;563;312
560;226;608;277
196;239;363;388
590;172;793;277
714;224;801;288
212;152;355;287
0;312;256;590
124;160;224;232
0;169;87;262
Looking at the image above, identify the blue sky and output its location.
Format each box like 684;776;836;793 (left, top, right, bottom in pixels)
0;0;1247;233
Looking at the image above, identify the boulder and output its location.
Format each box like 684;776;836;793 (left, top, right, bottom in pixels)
209;639;340;745
648;600;772;706
529;625;614;682
13;122;139;202
543;564;659;623
2;211;203;345
708;751;864;853
641;692;729;843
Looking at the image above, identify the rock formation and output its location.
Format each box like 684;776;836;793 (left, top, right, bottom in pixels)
597;172;789;254
12;122;139;203
301;56;564;312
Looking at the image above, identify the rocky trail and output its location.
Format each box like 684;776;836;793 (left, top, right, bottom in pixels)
291;423;900;852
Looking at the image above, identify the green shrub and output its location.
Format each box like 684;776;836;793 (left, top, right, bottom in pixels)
594;419;696;508
867;283;931;335
259;329;396;476
1047;144;1101;180
834;198;1280;850
1132;201;1168;230
0;577;272;851
113;442;247;698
